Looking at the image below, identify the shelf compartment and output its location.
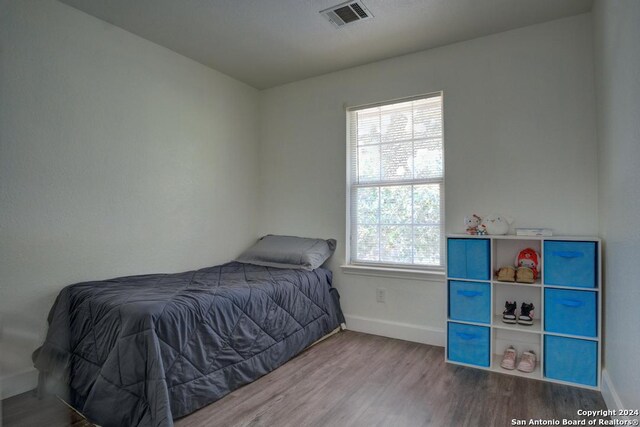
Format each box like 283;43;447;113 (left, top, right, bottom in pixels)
493;282;541;332
492;239;542;281
492;328;542;379
544;288;597;337
544;241;597;289
544;335;598;387
448;322;490;367
449;280;491;324
448;238;491;280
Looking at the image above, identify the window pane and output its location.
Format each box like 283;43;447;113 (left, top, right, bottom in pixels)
357;111;380;146
356;224;379;261
414;139;443;179
381;108;412;143
380;225;412;263
381;142;413;181
413;184;440;224
358;145;380;182
414;225;440;265
414;98;442;138
380;185;411;224
356;187;379;224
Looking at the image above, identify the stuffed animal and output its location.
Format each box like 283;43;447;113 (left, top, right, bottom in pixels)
464;214;482;235
515;248;540;282
480;213;513;235
476;224;488;235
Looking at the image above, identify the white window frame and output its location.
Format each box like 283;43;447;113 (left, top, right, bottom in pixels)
345;92;445;273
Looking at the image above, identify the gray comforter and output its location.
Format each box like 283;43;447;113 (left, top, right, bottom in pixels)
34;262;343;427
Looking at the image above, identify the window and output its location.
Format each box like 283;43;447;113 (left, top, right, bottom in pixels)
347;93;444;269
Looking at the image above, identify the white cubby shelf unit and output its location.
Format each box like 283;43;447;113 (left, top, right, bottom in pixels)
445;234;602;389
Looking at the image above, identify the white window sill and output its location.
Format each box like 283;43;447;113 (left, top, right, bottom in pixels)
340;264;445;282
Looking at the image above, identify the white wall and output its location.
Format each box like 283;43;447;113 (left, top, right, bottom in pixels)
0;0;259;398
258;14;598;344
593;0;640;412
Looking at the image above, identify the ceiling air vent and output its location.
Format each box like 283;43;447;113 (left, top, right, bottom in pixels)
320;1;373;28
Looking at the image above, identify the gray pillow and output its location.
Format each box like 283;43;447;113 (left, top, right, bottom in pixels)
236;235;337;271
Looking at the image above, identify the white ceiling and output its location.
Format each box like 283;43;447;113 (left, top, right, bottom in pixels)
59;0;593;89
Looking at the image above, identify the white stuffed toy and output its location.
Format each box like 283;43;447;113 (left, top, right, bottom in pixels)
464;214;482;235
480;213;513;235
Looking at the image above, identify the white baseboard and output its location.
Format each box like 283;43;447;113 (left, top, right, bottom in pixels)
601;369;631;421
344;314;445;347
1;368;38;400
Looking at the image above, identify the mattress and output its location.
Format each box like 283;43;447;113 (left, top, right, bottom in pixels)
34;261;343;427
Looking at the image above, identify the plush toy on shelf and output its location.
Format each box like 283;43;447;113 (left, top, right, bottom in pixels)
515;248;540;283
464;214;482;235
480;213;513;235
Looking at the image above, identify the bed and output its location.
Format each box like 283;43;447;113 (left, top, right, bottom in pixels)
34;261;343;427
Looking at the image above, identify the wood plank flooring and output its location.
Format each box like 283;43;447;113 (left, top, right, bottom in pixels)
1;392;92;427
2;330;608;427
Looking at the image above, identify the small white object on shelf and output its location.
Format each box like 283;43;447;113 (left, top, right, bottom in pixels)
515;228;553;237
480;213;513;235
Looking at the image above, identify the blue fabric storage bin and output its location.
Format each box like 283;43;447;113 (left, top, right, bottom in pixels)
447;322;490;367
449;281;491;324
545;335;597;386
544;288;597;337
447;238;490;280
544;241;597;288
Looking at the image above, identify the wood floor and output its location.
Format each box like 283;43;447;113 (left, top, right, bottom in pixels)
2;330;608;427
1;392;93;427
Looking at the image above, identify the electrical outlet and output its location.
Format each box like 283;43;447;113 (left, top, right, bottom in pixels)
376;287;386;303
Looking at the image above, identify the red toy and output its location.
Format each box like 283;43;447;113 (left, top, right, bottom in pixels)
515;248;540;280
